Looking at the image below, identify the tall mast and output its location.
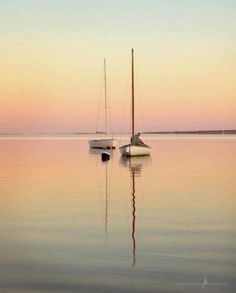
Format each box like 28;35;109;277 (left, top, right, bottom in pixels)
104;58;108;136
131;49;135;138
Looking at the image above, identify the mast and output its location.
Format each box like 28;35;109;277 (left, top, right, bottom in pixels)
104;58;108;136
131;49;135;139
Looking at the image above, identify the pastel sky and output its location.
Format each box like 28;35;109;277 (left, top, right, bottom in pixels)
0;0;235;133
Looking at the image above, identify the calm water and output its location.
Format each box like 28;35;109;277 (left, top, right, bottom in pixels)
0;136;235;292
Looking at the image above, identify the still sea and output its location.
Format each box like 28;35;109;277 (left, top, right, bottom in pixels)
0;135;235;292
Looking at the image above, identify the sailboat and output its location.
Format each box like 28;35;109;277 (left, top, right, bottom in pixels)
119;49;151;156
89;59;116;149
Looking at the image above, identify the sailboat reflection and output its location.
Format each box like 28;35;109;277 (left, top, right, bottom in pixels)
89;148;114;157
104;162;108;235
89;148;111;238
120;156;151;267
99;160;110;239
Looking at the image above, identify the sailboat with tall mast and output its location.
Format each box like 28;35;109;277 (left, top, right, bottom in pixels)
89;59;116;149
120;49;151;156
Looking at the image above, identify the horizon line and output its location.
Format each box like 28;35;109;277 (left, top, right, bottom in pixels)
0;129;236;136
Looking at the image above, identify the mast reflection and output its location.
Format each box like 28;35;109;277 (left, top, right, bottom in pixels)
89;148;112;237
131;167;136;267
120;156;151;268
105;162;108;235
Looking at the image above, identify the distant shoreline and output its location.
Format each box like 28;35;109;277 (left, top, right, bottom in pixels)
0;130;235;136
143;130;236;135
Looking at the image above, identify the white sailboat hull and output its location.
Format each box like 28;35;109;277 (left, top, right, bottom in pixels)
119;144;151;157
89;138;116;149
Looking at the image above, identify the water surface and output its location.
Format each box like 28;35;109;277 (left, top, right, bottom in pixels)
0;136;235;292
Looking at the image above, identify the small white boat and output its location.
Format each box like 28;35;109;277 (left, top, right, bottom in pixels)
89;138;116;149
119;49;151;157
89;59;116;149
120;143;151;156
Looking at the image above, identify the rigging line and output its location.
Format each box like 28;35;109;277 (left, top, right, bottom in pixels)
104;59;114;137
104;75;114;137
120;57;131;135
107;96;114;137
109;106;114;136
104;59;108;136
135;60;146;133
95;62;105;133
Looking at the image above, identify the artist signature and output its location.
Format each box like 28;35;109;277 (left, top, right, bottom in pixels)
176;274;227;288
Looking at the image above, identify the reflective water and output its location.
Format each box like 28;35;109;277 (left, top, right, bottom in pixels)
0;136;235;292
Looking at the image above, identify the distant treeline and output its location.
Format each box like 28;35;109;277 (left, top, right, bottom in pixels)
0;130;236;136
143;130;236;135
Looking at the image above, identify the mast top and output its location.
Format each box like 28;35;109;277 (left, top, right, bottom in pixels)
104;58;107;136
131;48;135;139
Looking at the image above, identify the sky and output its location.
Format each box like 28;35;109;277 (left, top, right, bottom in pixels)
0;0;235;133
